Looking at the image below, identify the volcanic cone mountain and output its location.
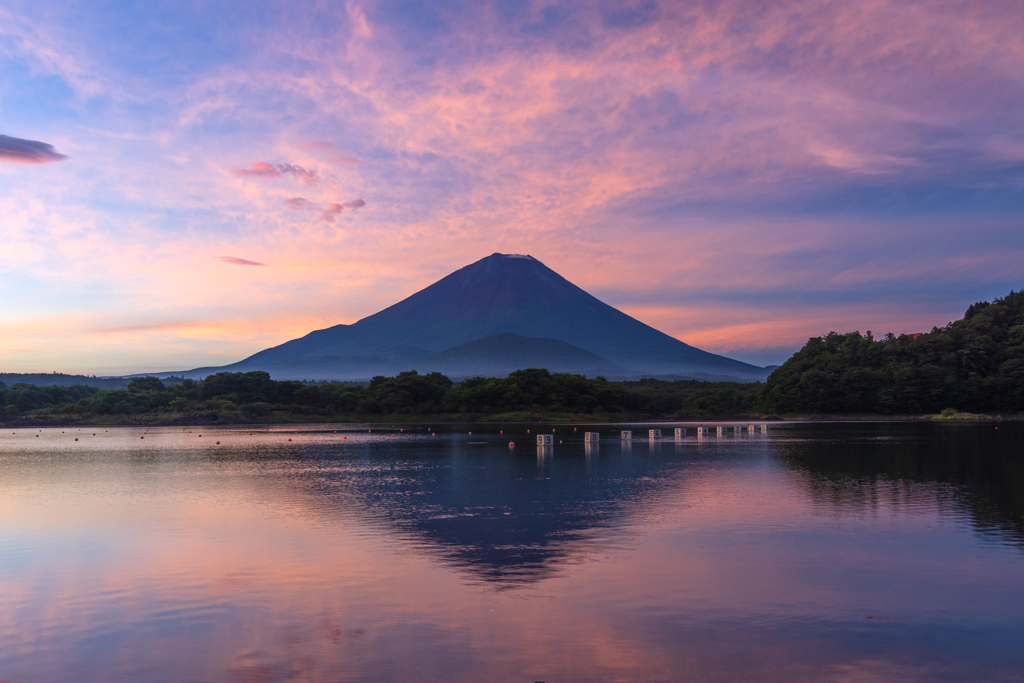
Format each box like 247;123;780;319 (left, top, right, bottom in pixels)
178;253;767;380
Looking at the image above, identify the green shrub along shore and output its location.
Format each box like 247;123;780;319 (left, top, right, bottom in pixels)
3;290;1022;425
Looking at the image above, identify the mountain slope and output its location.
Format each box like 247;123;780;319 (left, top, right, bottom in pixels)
414;333;628;378
175;253;767;380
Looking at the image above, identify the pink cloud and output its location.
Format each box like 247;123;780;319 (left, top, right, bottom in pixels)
299;141;335;152
233;161;319;185
284;197;318;210
299;141;362;166
319;198;366;222
218;256;266;266
0;134;67;164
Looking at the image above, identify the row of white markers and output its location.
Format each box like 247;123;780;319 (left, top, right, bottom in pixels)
536;425;770;445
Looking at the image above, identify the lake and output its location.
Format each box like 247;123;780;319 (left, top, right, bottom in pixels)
1;422;1022;682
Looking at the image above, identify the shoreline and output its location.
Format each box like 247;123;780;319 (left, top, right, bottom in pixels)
3;411;1019;428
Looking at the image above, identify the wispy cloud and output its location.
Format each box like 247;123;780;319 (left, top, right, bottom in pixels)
320;198;366;222
0;134;67;164
218;256;266;266
299;141;362;165
232;161;319;185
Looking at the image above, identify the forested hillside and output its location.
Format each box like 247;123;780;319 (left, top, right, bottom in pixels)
758;290;1024;414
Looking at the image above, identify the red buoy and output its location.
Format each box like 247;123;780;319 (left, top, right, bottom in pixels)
509;442;514;448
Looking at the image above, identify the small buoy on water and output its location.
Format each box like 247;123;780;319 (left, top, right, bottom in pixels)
469;431;472;435
141;437;144;439
527;429;530;434
509;442;514;448
216;441;220;445
500;430;503;434
288;438;292;441
343;436;347;439
75;438;78;441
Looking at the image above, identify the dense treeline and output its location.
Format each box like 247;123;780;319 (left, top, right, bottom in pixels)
1;369;760;422
0;372;131;389
759;290;1024;414
624;378;760;416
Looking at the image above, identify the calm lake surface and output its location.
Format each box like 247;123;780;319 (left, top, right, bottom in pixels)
1;422;1022;682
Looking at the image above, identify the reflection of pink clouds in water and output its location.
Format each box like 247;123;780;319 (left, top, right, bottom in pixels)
2;427;1022;681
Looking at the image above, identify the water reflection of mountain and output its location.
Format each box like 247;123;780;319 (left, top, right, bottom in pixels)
772;423;1024;547
305;438;692;586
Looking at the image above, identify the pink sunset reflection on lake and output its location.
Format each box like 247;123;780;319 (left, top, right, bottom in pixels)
1;423;1022;682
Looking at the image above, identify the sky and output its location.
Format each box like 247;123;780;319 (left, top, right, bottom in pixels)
1;0;1023;374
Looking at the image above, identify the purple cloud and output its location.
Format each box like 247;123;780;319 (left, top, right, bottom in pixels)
320;198;366;222
218;256;266;266
233;161;319;185
284;197;318;210
0;134;68;164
